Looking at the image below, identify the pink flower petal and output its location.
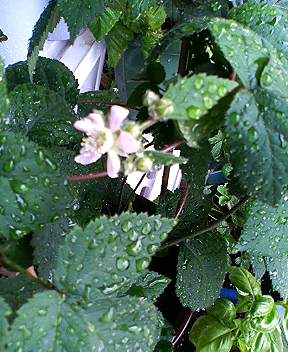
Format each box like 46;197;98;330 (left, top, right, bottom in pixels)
116;131;140;154
87;113;105;130
74;118;97;135
109;105;129;132
74;150;101;165
107;150;121;178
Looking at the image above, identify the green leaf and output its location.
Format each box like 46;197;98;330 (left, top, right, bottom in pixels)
209;18;270;89
250;296;275;317
32;218;71;283
126;271;170;302
176;232;228;310
239;194;288;258
57;0;104;37
208;299;236;325
0;297;11;349
0;59;9;122
7;291;162;352
106;22;135;67
225;89;288;204
240;328;283;352
1;236;34;268
77;89;122;117
228;267;261;296
54;213;175;300
0;29;7;42
0;275;43;314
164;74;238;121
190;315;235;352
8;84;79;148
143;150;187;166
6;58;79;105
28;0;60;80
89;9;121;41
0;131;71;240
229;1;288;57
251;256;267;280
265;256;288;299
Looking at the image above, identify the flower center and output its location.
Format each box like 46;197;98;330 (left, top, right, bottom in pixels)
82;128;114;154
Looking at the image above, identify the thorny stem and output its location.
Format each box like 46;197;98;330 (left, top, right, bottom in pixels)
161;140;184;153
159;196;249;251
0;253;61;293
174;183;189;219
77;99;128;108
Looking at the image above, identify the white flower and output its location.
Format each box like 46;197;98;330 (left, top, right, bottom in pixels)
74;105;140;178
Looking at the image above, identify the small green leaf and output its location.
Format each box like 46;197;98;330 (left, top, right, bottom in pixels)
208;299;237;325
106;22;135;67
229;267;261;296
54;213;175;300
250;305;280;333
176;232;228;310
143;150;187;166
126;271;171;301
0;297;11;349
0;275;43;315
57;0;104;37
28;0;60;80
89;7;122;41
7;291;162;352
164;74;238;121
190;315;235;352
250;296;275;317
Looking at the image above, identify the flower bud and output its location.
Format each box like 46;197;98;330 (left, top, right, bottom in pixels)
156;97;174;119
143;90;160;107
124;122;141;138
136;156;153;172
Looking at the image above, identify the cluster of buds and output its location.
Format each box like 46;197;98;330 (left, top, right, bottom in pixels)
143;90;174;120
74;105;156;178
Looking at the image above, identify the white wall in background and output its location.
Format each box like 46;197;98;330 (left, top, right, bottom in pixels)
0;0;69;65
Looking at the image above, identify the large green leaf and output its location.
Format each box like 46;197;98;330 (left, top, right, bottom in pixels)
266;256;288;299
7;291;162;352
89;7;122;41
57;0;105;37
229;267;261;296
54;213;175;300
229;1;288;57
28;0;60;80
143;150;187;166
8;84;79;148
6;58;79;105
176;232;228;310
209;18;270;89
32;218;71;282
239;194;288;258
125;271;171;302
190;314;235;352
0;297;11;350
164;74;238;121
0;131;71;240
225;89;288;204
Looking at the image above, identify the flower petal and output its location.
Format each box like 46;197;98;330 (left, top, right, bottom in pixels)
74;150;101;165
107;150;121;178
109;105;129;132
116;131;140;154
87;112;105;130
74;118;97;135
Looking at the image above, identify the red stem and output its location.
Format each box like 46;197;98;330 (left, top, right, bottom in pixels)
67;172;108;183
172;310;194;348
161;140;184;153
175;184;189;219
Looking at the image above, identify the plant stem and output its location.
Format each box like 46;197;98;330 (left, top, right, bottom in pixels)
159;196;249;251
161;140;184;153
117;176;127;213
0;253;60;293
121;173;146;212
67;171;108;183
175;183;189;219
172;310;194;347
77;99;127;107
